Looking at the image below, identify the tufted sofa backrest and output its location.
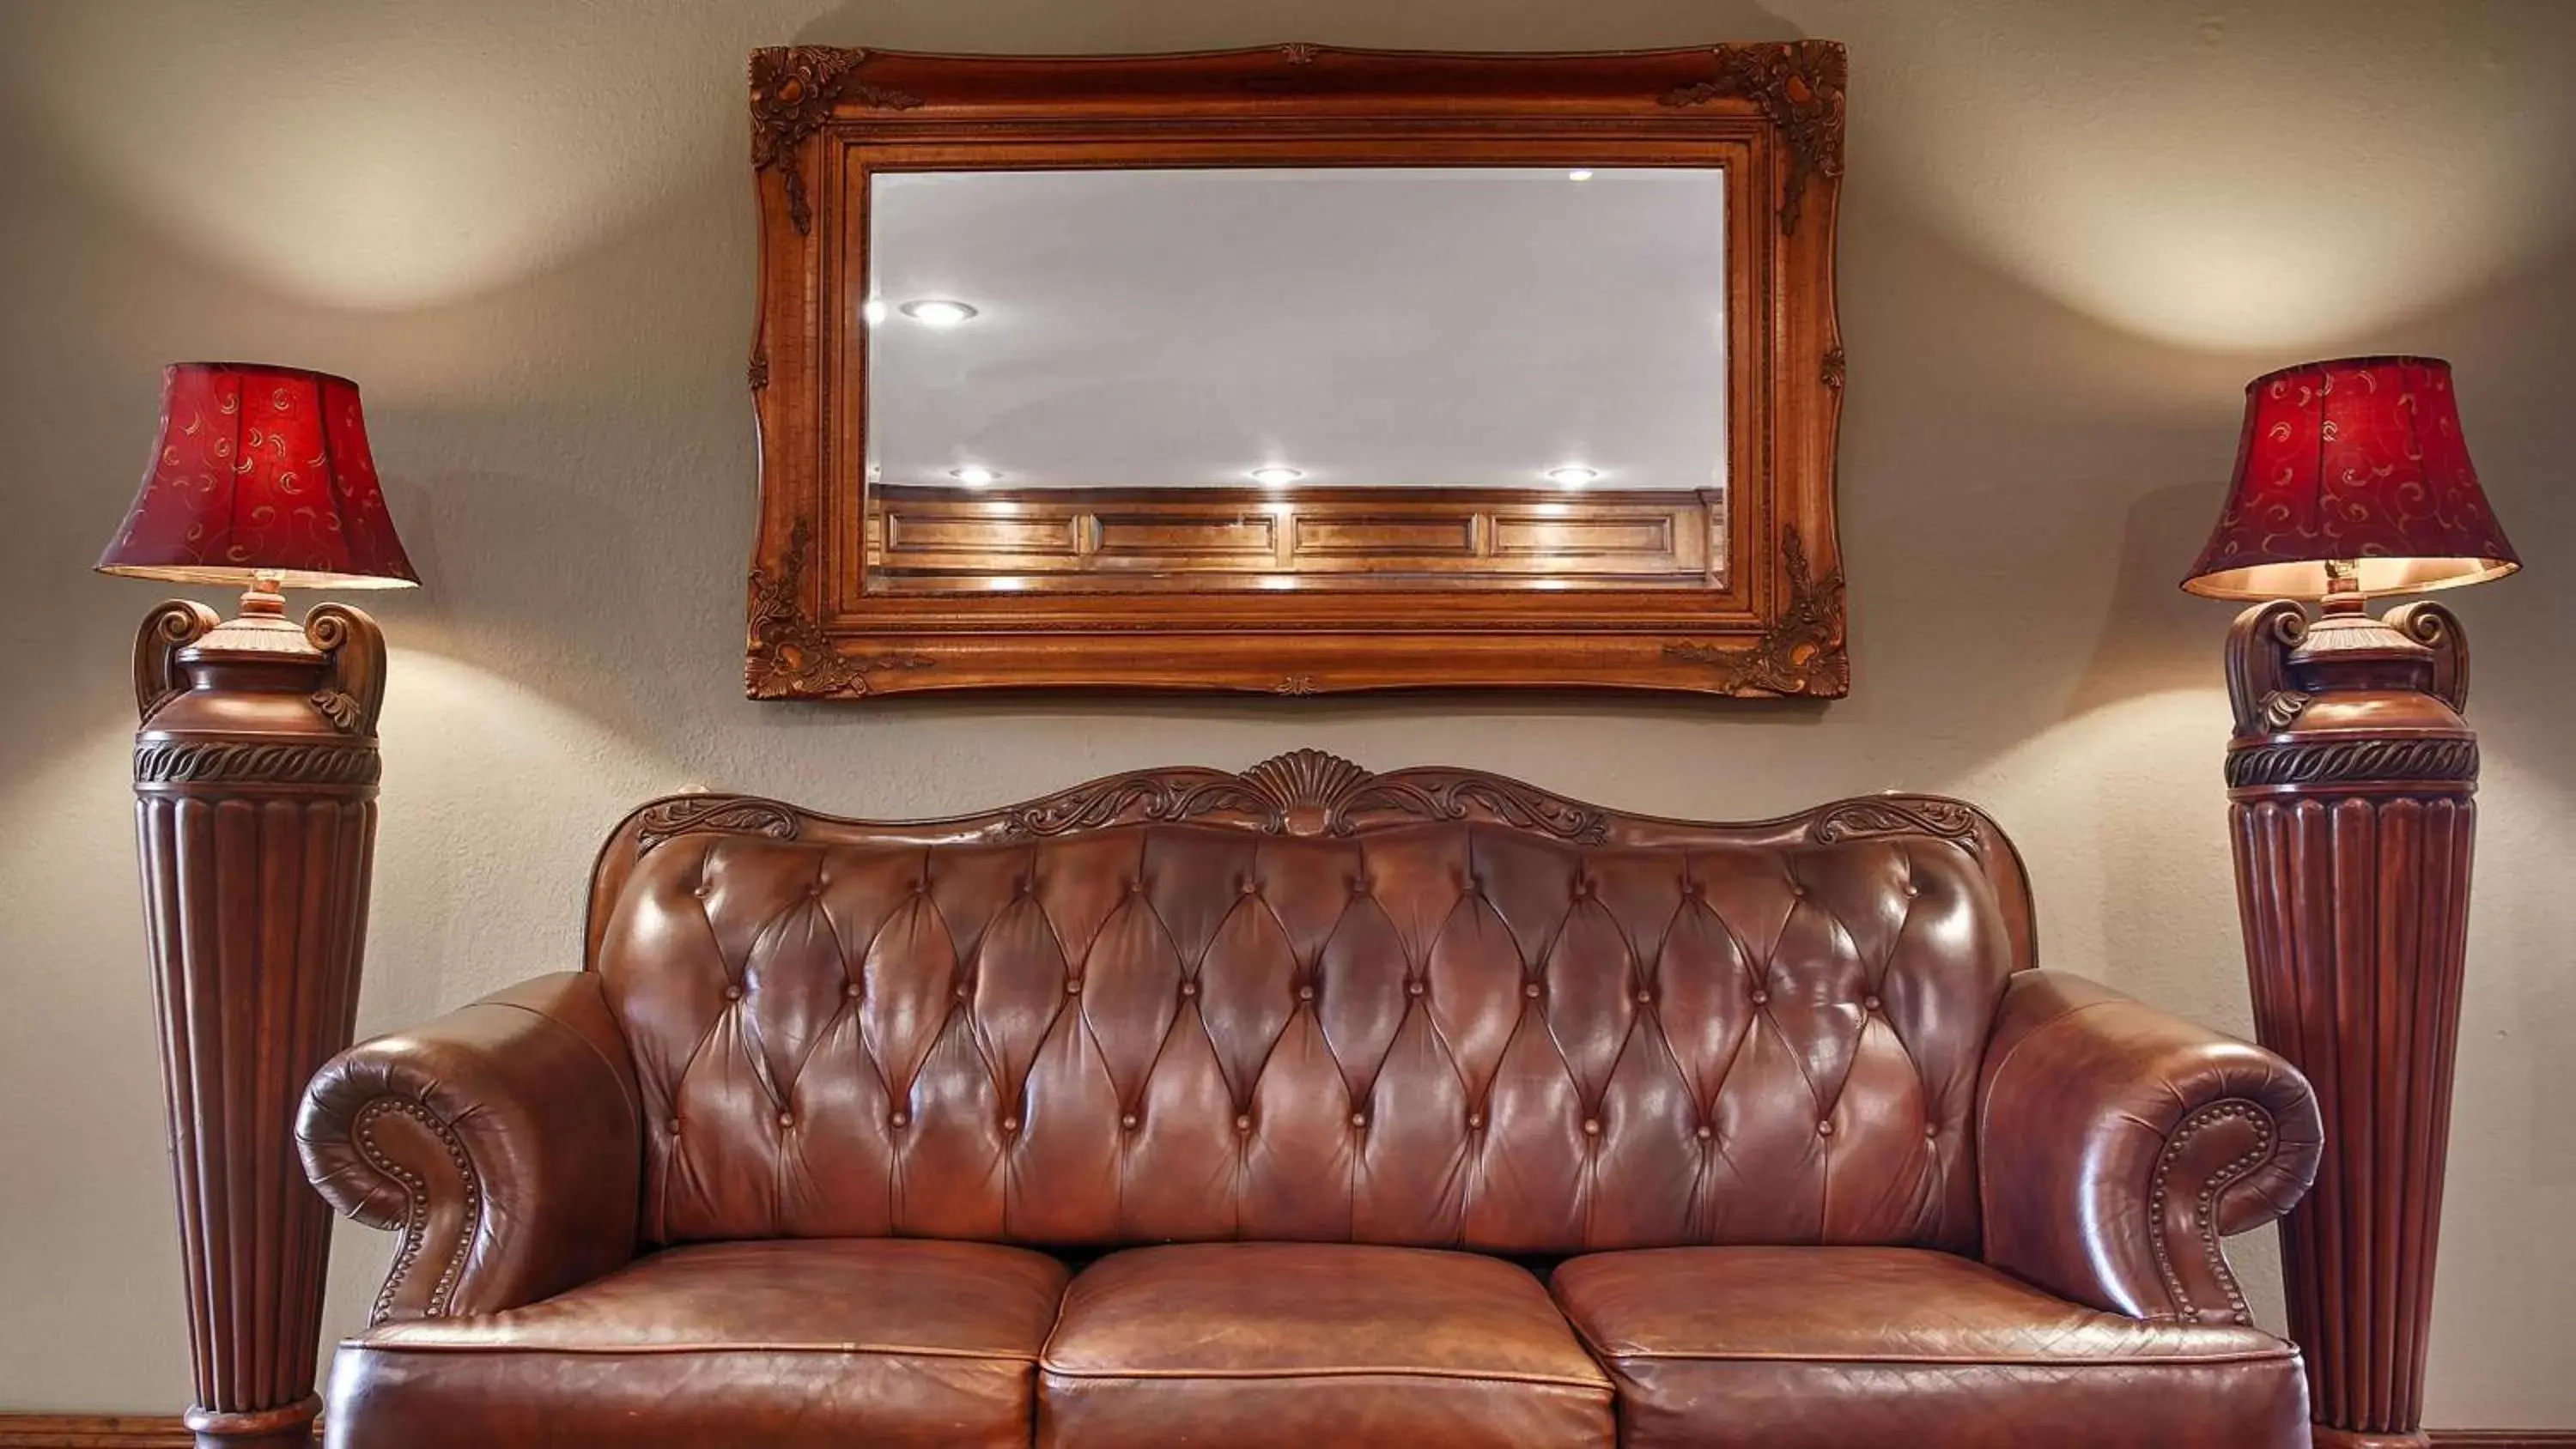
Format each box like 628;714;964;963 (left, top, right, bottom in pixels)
586;756;2032;1256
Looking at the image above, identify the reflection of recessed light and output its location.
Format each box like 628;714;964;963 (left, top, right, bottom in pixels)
902;299;979;325
951;466;1000;485
1249;466;1303;485
1546;465;1600;486
1567;168;1595;181
861;299;889;325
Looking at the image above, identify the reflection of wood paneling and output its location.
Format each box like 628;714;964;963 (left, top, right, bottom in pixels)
866;485;1726;592
883;512;1079;556
1291;512;1477;559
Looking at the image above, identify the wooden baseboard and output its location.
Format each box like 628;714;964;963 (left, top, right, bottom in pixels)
0;1414;2564;1447
0;1418;191;1448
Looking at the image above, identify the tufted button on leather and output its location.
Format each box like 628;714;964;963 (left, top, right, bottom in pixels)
1016;879;1034;897
1863;994;1881;1011
1349;876;1367;895
1179;980;1198;997
1001;1116;1020;1133
955;982;970;1000
1924;1122;1940;1139
1523;982;1542;999
776;1112;795;1129
1636;989;1653;1004
1583;1118;1601;1136
888;1111;907;1128
1350;1113;1367;1129
845;982;861;999
1239;878;1259;895
1121;1113;1139;1131
1572;879;1592;898
912;881;928;896
1903;882;1921;898
1695;1124;1714;1141
666;1117;682;1135
1789;882;1808;899
1235;1113;1254;1131
693;882;712;900
1751;989;1771;1005
1066;979;1083;995
1817;1119;1835;1137
723;985;744;1002
1297;985;1315;1001
1127;880;1145;896
1406;980;1425;997
1467;1113;1484;1130
1463;875;1481;892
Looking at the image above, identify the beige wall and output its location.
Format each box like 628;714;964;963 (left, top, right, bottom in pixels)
3;0;2570;1425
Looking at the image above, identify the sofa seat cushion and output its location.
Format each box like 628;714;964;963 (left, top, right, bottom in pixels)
1039;1242;1614;1449
1551;1246;2308;1449
326;1239;1069;1449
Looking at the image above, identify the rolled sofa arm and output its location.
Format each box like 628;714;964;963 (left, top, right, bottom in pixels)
1977;970;2321;1326
297;972;642;1325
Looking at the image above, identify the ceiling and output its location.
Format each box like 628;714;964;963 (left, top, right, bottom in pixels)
865;167;1729;492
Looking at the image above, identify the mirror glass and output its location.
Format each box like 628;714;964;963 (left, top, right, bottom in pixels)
862;167;1730;592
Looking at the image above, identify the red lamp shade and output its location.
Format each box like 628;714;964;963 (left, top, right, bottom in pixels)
96;362;418;590
2181;355;2518;601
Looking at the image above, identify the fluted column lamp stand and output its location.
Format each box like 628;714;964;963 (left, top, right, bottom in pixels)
127;597;387;1447
100;363;419;1448
2184;356;2521;1449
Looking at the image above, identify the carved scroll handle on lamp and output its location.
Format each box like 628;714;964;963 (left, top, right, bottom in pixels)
2223;597;2471;740
133;599;222;723
132;597;390;737
2385;599;2471;713
304;603;390;736
2221;601;2312;738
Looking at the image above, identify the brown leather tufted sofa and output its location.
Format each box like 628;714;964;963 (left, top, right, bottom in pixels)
297;754;2324;1448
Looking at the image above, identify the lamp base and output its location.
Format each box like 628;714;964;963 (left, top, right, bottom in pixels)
185;1397;323;1449
2223;598;2476;1449
132;599;387;1449
2310;1430;2432;1449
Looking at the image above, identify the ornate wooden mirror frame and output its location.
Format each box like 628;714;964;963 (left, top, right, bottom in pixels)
746;42;1847;699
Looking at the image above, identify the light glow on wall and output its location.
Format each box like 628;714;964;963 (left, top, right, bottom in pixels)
7;3;708;311
1862;3;2576;350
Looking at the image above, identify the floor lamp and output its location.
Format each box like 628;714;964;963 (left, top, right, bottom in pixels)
97;362;418;1448
2182;355;2520;1449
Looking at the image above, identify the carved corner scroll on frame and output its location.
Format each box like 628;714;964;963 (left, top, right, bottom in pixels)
746;43;1849;698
